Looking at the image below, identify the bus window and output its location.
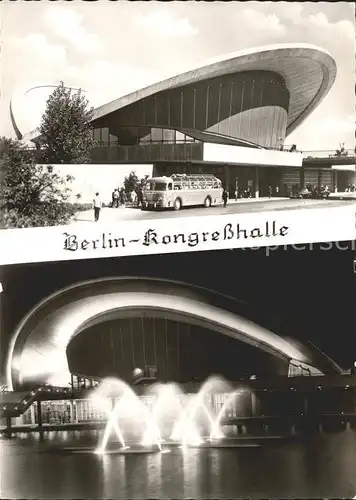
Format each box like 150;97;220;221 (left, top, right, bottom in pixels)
168;183;173;190
154;182;168;191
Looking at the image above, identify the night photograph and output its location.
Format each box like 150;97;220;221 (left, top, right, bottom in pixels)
0;242;355;499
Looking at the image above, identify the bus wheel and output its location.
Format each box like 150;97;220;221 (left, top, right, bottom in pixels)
204;196;212;208
174;198;182;211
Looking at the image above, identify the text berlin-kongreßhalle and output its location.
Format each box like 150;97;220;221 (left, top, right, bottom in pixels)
63;221;289;252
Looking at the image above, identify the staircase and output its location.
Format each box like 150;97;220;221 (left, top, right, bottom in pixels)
0;385;74;418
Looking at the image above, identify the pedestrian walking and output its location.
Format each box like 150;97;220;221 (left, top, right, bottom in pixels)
119;188;126;206
222;188;228;208
112;189;119;208
93;192;103;222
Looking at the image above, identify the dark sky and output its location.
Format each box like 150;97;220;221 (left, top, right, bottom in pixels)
1;242;355;381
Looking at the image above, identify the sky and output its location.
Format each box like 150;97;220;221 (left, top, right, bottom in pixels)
53;164;153;203
0;1;355;151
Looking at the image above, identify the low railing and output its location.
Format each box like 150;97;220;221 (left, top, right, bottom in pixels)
302;149;355;159
0;385;75;418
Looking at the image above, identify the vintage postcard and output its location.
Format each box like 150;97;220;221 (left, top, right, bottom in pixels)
0;1;355;265
0;2;355;499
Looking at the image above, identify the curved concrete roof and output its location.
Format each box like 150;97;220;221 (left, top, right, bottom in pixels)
7;277;341;390
21;43;336;143
91;43;336;135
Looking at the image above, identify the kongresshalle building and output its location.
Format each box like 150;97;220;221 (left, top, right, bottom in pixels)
16;43;355;196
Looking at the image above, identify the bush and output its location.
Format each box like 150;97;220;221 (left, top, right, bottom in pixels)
1;137;75;228
67;202;93;212
0;205;75;229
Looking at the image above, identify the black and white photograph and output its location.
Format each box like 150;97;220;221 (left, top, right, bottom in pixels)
0;1;355;231
0;2;356;500
0;242;356;499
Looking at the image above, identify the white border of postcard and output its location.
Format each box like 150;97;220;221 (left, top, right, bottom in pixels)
0;205;355;266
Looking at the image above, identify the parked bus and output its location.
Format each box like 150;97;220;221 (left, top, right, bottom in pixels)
141;174;223;211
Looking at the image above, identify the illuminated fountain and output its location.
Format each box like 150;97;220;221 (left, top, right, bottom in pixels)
93;378;162;454
91;376;249;455
170;376;231;447
209;390;243;441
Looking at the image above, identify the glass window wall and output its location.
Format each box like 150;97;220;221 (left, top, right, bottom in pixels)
92;127;197;147
92;127;119;146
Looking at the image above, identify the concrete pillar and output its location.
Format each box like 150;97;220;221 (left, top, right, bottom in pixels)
6;417;12;438
234;176;239;199
251;392;258;416
334;170;338;192
30;403;36;425
224;164;230;194
69;401;76;423
74;401;78;423
345;421;351;431
37;400;42;428
255;167;259;198
241;424;248;435
291;423;297;436
300;168;305;189
318;422;324;434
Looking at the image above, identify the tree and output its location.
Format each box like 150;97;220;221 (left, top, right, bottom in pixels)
124;171;139;194
39;82;96;164
0;137;75;228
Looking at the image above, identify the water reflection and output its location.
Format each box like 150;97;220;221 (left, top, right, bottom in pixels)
1;430;356;499
159;448;184;498
147;452;163;497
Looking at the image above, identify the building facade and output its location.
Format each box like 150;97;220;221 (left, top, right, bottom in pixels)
16;43;355;197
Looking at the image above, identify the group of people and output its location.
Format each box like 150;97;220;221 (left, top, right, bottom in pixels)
345;184;356;192
290;184;331;199
335;143;349;157
231;185;284;200
235;187;253;199
111;187;128;208
221;185;284;207
111;186;144;208
92;186;145;222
